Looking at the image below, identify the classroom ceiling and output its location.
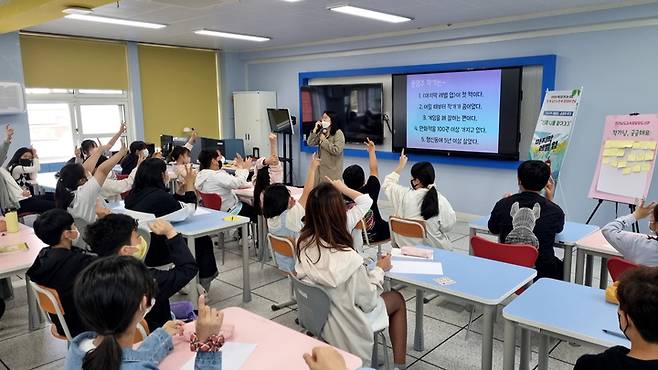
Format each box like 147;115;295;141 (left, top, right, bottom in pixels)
0;0;115;34
23;0;650;51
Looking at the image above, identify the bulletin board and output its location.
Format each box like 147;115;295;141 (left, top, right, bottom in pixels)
588;114;658;204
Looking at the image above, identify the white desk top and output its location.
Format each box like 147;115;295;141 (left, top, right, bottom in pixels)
503;278;630;348
576;230;622;257
36;171;58;192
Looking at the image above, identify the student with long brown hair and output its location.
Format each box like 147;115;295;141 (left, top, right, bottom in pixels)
295;177;407;368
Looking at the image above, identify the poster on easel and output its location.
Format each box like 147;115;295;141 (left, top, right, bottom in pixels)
588;114;658;204
529;89;582;182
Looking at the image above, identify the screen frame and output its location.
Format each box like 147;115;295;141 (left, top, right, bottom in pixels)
266;108;293;134
392;66;522;161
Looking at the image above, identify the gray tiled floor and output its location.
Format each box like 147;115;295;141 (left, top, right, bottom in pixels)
0;221;601;369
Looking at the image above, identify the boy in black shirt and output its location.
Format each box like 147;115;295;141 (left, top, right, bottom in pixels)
575;267;658;370
85;214;198;330
488;160;565;280
342;137;390;243
27;209;96;337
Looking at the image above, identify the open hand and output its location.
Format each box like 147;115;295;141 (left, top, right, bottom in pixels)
544;177;555;201
634;199;657;220
376;253;392;272
364;137;375;153
4;124;13;142
182;164;196;186
163;320;185;337
310;152;321;168
196;295;223;342
303;347;348;370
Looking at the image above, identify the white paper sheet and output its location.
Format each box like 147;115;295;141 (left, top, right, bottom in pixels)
160;203;196;223
390;248;433;260
390;259;443;275
182;342;257;370
194;207;212;216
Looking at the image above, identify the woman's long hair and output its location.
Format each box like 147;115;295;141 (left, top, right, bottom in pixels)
131;158;167;194
6;147;32;172
253;166;271;215
296;182;353;263
323;110;340;136
167;146;190;163
411;162;439;220
120;141;147;174
55;163;87;209
74;256;156;370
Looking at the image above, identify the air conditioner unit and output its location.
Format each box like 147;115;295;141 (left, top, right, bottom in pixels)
0;82;26;115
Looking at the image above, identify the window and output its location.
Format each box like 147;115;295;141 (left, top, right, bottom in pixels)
25;89;132;163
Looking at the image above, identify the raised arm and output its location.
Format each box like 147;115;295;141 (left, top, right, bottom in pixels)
306;121;323;146
84;123;126;174
184;131;198;150
382;150;409;209
93;140;128;186
365;137;378;177
299;153;320;208
0;124;14;164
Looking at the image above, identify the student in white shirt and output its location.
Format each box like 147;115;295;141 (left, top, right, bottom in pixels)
55;125;127;245
195;150;257;222
383;150;456;249
295;177;407;368
168;132;197;195
5;146;54;213
602;200;658;267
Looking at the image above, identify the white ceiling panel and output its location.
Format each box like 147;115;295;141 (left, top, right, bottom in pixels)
24;0;647;50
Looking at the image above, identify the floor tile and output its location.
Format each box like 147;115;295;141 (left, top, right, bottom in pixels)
383;311;463;360
251;276;295;306
542;357;578;370
218;260;286;290
214;248;251;273
270;310;302;332
408;359;443;369
0;302;34;343
549;340;601;365
450;236;470;252
0;327;67;369
408;295;479;328
210;291;291;320
31;358;66;369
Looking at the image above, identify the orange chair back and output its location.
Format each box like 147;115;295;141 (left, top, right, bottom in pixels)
133;319;150;343
30;282;73;341
199;191;222;211
607;257;641;282
268;234;295;258
470;236;538;294
390;216;426;239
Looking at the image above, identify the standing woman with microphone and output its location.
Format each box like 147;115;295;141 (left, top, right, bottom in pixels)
306;111;345;182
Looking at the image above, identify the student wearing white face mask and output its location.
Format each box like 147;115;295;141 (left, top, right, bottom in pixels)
306;111;345;182
601;200;658;267
121;141;149;175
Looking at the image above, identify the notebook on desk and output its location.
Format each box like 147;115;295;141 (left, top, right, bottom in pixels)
0;242;28;254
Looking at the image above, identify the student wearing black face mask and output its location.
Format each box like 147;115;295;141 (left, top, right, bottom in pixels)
5;146;54;213
575;267;658;370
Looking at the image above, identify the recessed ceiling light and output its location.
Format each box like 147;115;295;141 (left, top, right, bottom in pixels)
328;5;412;23
64;14;167;29
194;29;270;42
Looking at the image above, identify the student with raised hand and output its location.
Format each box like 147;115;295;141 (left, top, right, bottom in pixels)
262;153;319;272
27;209;96;337
55;125;128;243
120;141;148;175
68;139;108;166
0;124;19;211
253;133;283;215
85;215;198;330
2;141;54;213
383;150;456;250
195;150;257;222
295;178;408;368
601;200;658;267
342;137;390;244
488;160;565;280
168;131;198;195
65;256;224;370
125;158;218;293
575;267;658;370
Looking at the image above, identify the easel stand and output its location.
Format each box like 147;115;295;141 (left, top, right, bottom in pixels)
585;199;638;232
279;132;294;186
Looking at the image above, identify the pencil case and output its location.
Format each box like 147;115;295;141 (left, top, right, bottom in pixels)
401;246;433;259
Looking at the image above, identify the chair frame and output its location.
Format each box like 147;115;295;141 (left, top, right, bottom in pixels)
30;281;73;341
389;216;427;248
268;233;297;311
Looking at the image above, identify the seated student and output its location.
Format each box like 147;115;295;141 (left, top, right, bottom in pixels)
27;209;95;337
68;139;108;166
55;127;128;246
167;131;197;195
120;140;148;175
86;215;198;330
342;137;391;245
488;160;565;280
383;150;456;250
125;158;218;293
262;154;319;272
295;178;407;368
601;200;658;267
195;150;257;222
253;133;283;215
65;256;223;370
3;145;54;214
574;266;658;370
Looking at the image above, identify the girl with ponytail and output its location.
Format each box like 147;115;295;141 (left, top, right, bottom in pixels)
382;149;457;249
65;256;224;370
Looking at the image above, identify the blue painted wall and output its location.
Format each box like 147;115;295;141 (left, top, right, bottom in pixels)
234;4;658;228
0;32;30;151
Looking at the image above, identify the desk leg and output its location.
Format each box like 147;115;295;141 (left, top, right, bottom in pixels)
242;224;252;303
26;275;43;331
502;319;516;370
562;245;573;282
468;227;475;255
481;305;496;370
537;334;549;370
413;289;424;352
187;237;199;307
575;249;585;284
585;255;594;286
599;258;609;289
520;328;531;370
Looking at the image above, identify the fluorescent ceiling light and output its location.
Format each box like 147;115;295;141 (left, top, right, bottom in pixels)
64;14;166;29
283;0;304;2
62;7;93;15
328;5;412;23
194;29;270;42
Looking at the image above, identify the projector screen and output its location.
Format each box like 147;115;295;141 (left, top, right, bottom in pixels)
392;67;522;160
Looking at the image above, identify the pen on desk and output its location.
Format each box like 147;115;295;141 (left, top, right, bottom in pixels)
602;329;626;339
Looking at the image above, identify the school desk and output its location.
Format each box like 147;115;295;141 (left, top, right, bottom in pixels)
502;278;629;370
574;230;622;289
158;307;363;370
36;171;58;193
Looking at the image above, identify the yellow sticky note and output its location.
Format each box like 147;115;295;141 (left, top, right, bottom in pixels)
624;141;634;148
633;141;644;149
642;163;651;172
603;157;610;165
628;154;637;161
617;161;627;168
616;149;626;157
610;159;619;167
622;167;631;175
603;149;615;157
633;164;642;173
645;151;655;161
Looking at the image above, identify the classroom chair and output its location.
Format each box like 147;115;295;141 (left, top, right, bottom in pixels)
291;276;391;370
355;218;391;254
389;216;426;248
267;233;297;311
30;282;73;341
607;257;641;282
468;236;538;338
133;320;150;343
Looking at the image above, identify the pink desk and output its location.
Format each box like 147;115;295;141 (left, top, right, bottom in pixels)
574;230;622;289
0;223;47;330
159;307;363;370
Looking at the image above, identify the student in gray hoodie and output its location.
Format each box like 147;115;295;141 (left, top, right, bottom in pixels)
602;199;658;267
